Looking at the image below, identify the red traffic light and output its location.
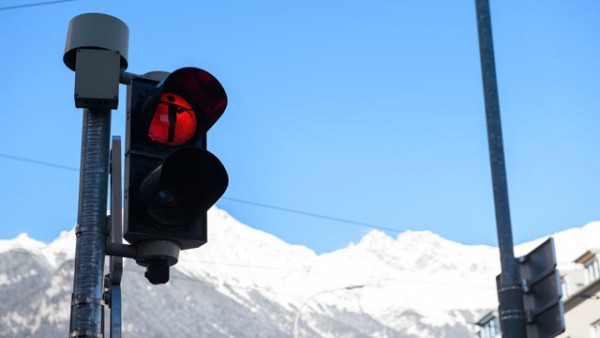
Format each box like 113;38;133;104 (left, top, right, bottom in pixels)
125;71;229;251
160;67;227;136
148;93;197;146
125;68;229;284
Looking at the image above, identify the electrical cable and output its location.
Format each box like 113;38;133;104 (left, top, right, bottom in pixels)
0;0;78;11
0;152;78;171
222;197;403;234
0;151;406;234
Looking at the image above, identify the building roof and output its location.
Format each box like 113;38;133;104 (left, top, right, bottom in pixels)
475;310;498;326
563;276;600;311
574;249;600;264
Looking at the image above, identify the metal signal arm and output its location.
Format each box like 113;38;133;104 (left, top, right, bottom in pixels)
106;242;137;259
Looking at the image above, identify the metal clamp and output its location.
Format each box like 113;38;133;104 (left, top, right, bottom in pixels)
71;294;105;307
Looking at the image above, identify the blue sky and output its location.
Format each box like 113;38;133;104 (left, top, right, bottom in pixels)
1;0;599;254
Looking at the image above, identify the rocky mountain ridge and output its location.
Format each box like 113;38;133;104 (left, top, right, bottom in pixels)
1;208;598;337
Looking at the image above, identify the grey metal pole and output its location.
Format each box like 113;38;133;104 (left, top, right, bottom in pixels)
474;0;527;337
69;108;112;337
64;14;128;337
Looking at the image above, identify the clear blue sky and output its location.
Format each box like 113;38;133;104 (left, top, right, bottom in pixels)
1;0;599;254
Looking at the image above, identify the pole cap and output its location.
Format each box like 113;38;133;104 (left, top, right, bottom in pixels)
64;13;129;71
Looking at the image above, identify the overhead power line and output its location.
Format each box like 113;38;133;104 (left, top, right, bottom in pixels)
0;0;78;11
0;151;404;234
0;152;78;171
223;197;402;234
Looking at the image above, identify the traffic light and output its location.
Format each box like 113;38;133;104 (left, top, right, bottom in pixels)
124;67;228;284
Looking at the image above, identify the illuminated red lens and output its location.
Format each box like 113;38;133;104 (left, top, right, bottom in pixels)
148;93;197;146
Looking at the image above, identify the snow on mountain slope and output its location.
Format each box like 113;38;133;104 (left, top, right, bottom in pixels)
168;209;498;337
0;230;75;269
515;221;600;266
178;208;317;281
299;228;499;331
175;209;499;313
0;233;46;254
1;208;599;337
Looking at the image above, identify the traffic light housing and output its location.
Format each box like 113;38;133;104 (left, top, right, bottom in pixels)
124;68;228;284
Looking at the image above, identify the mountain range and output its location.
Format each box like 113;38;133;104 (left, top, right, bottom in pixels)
1;207;598;337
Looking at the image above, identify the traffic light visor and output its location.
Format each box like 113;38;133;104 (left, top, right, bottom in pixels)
139;148;229;228
160;67;227;135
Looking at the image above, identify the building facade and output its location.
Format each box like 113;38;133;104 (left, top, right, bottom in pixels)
475;310;500;338
476;249;600;338
556;250;600;338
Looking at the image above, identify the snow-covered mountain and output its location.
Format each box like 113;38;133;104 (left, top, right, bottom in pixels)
0;208;598;337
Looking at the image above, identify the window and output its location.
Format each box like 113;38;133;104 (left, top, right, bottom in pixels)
584;259;600;284
561;278;569;300
480;318;499;338
591;320;600;338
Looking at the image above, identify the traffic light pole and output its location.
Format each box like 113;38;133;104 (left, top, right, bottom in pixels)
64;12;229;335
70;108;112;337
64;14;129;338
474;1;527;337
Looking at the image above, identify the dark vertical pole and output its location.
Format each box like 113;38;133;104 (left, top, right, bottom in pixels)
64;13;128;338
69;108;111;337
109;136;123;338
474;0;527;337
